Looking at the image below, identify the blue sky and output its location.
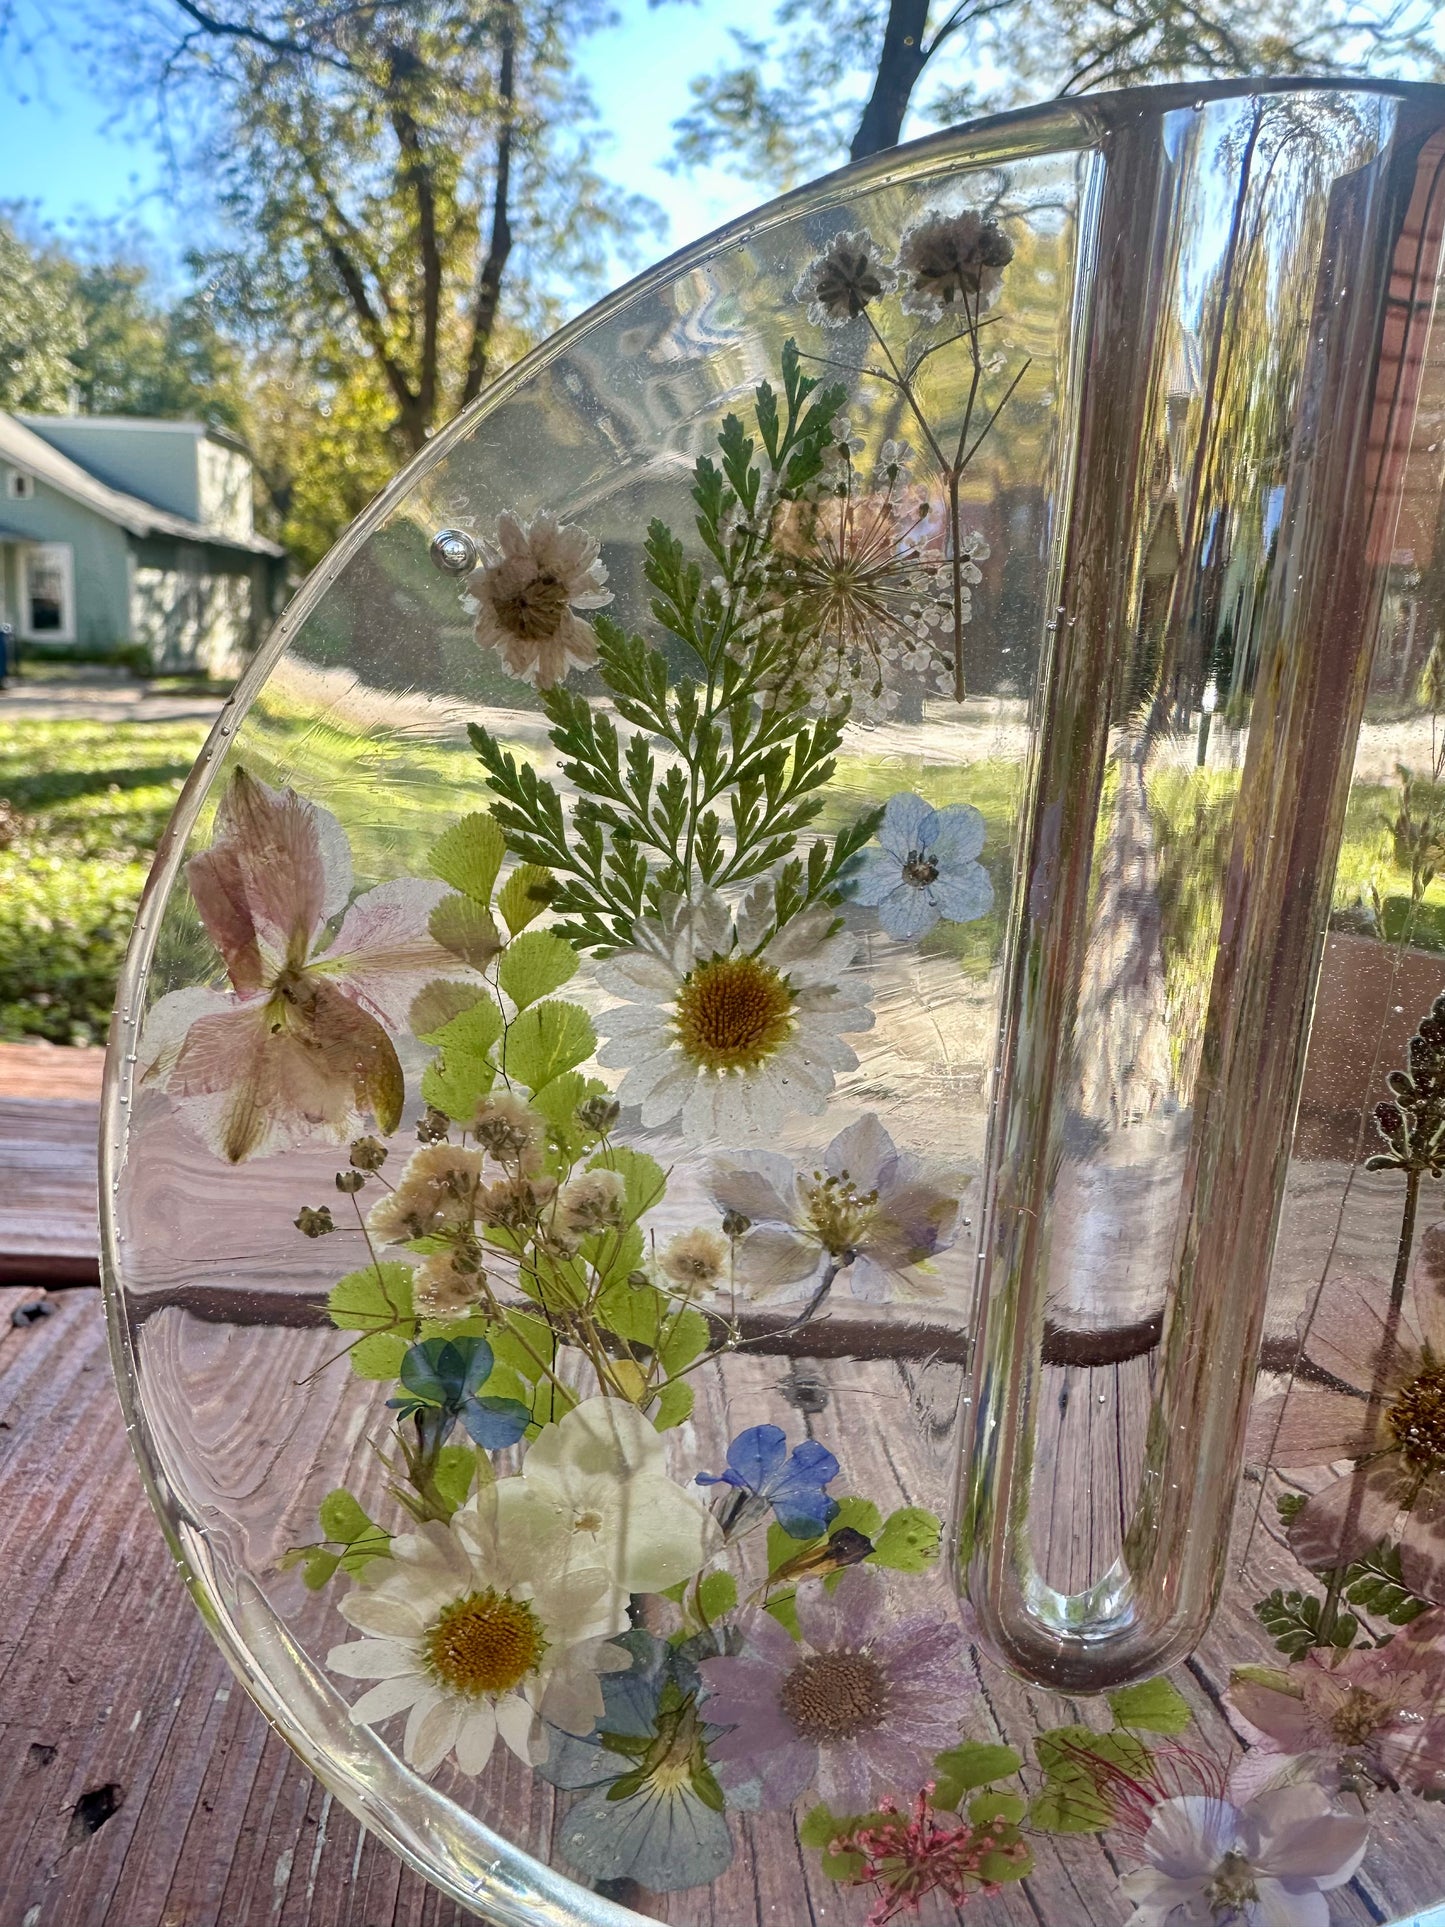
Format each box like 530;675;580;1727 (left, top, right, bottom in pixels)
0;0;796;278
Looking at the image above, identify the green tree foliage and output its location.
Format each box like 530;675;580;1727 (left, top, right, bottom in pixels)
97;2;661;452
0;207;86;411
0;204;248;428
670;0;1444;184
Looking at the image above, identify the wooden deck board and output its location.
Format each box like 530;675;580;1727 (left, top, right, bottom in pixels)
4;1280;1445;1924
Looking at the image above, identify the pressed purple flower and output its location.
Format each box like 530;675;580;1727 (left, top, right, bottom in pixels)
697;1568;975;1814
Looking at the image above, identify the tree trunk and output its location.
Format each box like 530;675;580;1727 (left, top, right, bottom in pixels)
850;0;931;160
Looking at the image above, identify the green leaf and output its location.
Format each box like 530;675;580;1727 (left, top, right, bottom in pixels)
498;929;579;1011
497;863;555;935
502;999;596;1093
327;1263;415;1378
487;1308;555;1382
421;1051;495;1123
317;1489;374;1543
697;1570;738;1623
870;1506;941;1573
593;1145;667;1222
658;1306;710;1375
653;1378;695;1430
799;1804;842;1850
979;1843;1033;1885
1108;1678;1192;1735
430;813;506;903
763;1589;801;1638
429;893;502;968
1254;1586;1359;1658
969;1791;1027;1828
420;997;505;1121
432;1444;478;1514
1343;1540;1431;1626
409;980;486;1043
1032;1727;1153;1832
930;1743;1023;1803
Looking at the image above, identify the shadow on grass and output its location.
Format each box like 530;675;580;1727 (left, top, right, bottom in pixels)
1;763;196;812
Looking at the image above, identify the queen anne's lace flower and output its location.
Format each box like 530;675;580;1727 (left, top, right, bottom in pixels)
467;510;611;688
367;1143;483;1243
793;229;897;326
595;889;873;1140
897;209;1014;320
766;448;950;723
328;1491;629;1775
139;768;464;1163
707;1113;963;1303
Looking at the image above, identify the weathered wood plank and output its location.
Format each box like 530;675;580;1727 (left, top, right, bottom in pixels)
0;1096;100;1283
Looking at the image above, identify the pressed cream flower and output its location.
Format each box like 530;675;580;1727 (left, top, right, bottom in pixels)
897;209;1014;320
328;1491;628;1775
367;1144;483;1244
495;1396;720;1595
467;510;611;689
793;228;897;327
659;1227;730;1293
595;890;873;1140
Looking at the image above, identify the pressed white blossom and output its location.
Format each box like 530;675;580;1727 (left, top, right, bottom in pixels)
595;890;873;1141
367;1143;483;1244
467;510;611;688
411;1247;487;1320
707;1113;963;1304
495;1395;720;1595
1118;1785;1369;1926
659;1227;731;1293
793;229;897;327
897;210;1014;321
328;1493;629;1775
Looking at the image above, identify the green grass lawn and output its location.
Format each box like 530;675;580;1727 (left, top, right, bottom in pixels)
0;707;1434;1048
0;719;208;1044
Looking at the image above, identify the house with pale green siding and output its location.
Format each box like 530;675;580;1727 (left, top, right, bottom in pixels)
0;413;287;675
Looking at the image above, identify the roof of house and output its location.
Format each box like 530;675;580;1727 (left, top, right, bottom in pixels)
0;413;284;559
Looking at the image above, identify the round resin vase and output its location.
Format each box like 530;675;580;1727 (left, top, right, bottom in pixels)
105;78;1445;1927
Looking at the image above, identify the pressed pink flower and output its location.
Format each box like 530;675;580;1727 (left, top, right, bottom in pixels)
697;1568;975;1812
140;768;464;1163
1247;1263;1445;1573
830;1785;1028;1924
1229;1613;1445;1796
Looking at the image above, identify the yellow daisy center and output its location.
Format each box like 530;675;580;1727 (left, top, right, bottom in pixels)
1387;1358;1445;1473
495;569;570;640
779;1651;889;1741
673;954;795;1073
423;1589;547;1697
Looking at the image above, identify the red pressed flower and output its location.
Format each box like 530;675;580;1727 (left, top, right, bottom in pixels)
830;1785;1029;1924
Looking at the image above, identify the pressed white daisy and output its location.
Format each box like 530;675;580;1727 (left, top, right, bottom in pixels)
328;1489;628;1776
595;891;873;1140
467;510;611;689
495;1396;720;1595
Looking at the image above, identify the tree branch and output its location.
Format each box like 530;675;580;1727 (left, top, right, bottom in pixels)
387;84;442;433
850;0;931;161
461;0;517;408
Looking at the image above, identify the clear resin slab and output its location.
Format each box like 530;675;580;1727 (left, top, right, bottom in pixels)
105;77;1445;1927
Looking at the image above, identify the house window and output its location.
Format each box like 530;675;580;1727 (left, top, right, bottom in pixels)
5;470;35;501
21;543;75;642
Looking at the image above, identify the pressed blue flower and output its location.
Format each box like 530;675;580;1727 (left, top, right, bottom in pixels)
386;1335;530;1452
851;791;992;940
536;1629;735;1892
697;1423;840;1539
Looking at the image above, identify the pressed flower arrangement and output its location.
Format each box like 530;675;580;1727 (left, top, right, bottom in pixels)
109;82;1445;1927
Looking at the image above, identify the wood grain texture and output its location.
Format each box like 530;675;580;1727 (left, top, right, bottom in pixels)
0;1097;99;1285
4;1287;1443;1927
